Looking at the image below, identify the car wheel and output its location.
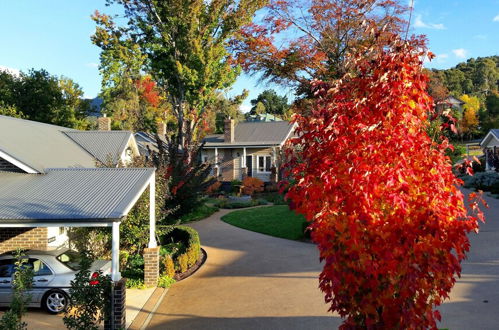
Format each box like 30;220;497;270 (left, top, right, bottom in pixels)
42;290;68;314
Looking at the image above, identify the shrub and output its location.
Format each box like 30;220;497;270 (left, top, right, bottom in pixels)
214;198;267;209
230;180;243;194
242;177;264;196
162;255;175;278
205;181;222;196
461;171;499;192
178;204;218;223
264;182;279;192
63;251;112;330
158;226;201;274
158;275;176;288
259;192;287;205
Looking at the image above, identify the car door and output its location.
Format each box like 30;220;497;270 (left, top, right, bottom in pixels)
0;259;14;304
29;258;55;303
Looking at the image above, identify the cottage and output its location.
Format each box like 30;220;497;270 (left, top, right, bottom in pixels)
480;129;499;170
0;115;142;252
201;119;296;182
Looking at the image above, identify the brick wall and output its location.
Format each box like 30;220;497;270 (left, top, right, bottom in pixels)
104;278;126;330
144;247;159;287
0;228;48;254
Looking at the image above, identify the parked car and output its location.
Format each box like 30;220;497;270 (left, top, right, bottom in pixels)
0;248;111;314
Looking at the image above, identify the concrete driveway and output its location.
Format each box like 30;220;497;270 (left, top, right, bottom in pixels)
438;189;499;329
147;208;341;329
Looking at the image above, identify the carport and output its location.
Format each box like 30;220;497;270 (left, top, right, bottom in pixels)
0;167;158;329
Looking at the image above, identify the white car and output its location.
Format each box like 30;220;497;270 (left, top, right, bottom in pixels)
0;248;111;314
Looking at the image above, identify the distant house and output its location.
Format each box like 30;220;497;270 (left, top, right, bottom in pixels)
245;113;283;122
201;119;296;182
0;115;142;252
480;129;499;170
436;95;465;114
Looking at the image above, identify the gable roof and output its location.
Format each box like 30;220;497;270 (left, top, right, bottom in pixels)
0;115;96;173
203;121;295;147
0;168;154;223
480;129;499;147
64;131;133;165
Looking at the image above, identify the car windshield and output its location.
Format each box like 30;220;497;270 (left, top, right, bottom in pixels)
56;251;82;271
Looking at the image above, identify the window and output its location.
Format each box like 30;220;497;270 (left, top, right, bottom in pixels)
257;155;272;172
57;251;83;271
28;259;52;276
0;259;14;277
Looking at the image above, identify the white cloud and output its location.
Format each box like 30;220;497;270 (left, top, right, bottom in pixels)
240;104;251;113
493;14;499;22
0;65;20;77
436;53;449;62
474;34;487;40
414;14;446;30
452;48;468;59
85;62;99;68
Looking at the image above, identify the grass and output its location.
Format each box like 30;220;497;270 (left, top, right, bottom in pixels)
221;205;307;240
179;203;219;223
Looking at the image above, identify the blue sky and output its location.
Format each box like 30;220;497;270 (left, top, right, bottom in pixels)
0;0;498;112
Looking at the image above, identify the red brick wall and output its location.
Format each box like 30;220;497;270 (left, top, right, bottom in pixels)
0;228;48;254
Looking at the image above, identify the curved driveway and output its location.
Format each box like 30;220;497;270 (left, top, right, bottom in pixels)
147;207;341;329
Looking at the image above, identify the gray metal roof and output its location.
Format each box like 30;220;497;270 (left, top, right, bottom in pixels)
64;131;132;165
203;121;295;147
480;129;499;147
0;115;96;173
0;168;154;223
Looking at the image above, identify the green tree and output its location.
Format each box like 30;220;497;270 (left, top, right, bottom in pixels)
0;69;90;128
0;102;24;118
249;89;289;116
92;0;266;145
206;91;247;134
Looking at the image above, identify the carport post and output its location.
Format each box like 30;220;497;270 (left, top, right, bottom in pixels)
148;173;157;248
111;221;121;282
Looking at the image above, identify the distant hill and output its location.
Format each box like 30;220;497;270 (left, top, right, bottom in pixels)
430;56;499;97
86;97;103;117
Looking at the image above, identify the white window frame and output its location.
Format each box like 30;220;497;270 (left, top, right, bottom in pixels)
257;155;272;173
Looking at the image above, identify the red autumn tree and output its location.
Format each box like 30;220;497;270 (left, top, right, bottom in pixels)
283;34;485;328
233;0;407;91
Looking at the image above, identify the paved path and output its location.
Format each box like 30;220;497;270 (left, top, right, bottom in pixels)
147;208;341;329
438;189;499;329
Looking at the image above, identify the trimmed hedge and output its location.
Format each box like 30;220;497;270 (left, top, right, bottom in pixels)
159;226;201;274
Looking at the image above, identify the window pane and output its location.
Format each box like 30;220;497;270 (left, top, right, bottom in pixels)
30;259;52;276
258;156;264;171
265;156;271;172
0;259;14;277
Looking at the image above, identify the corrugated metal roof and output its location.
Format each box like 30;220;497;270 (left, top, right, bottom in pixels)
64;131;132;165
0;168;154;223
203;121;295;147
0;115;96;173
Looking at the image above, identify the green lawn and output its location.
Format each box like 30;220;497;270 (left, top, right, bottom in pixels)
179;204;219;223
221;205;307;240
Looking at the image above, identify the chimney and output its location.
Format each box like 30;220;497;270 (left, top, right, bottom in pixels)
98;114;111;131
157;121;166;136
224;118;235;143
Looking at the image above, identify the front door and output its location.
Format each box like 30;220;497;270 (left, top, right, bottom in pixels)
246;156;253;177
